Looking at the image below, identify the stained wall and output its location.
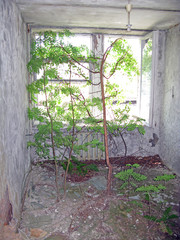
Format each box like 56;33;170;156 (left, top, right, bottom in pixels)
0;0;29;222
159;25;180;175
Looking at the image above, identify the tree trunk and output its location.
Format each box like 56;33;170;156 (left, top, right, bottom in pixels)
100;60;113;194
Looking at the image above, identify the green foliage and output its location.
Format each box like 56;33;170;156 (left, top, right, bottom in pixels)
108;104;145;135
104;38;140;78
115;164;147;191
144;207;178;235
114;160;178;236
136;184;166;193
154;174;175;182
27;30;142;162
107;102;145;156
27;30;146;198
142;39;152;74
27;31;106;162
135;180;178;235
61;155;99;176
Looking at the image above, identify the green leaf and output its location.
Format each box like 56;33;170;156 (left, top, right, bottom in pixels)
138;125;145;135
144;215;158;222
154;174;175;182
165;225;173;235
27;141;36;148
120;182;128;189
136;184;166;193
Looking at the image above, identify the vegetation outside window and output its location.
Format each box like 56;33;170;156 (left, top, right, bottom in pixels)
32;34;92;125
104;36;141;120
140;38;152;124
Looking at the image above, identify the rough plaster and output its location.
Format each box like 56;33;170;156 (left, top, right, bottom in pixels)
109;126;159;158
14;0;180;36
159;25;180;176
0;0;29;220
30;127;158;164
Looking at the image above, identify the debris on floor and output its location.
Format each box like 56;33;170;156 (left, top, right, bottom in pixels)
3;156;180;239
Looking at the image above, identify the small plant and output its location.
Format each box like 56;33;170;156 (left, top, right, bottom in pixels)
135;176;179;236
154;174;176;185
115;164;147;195
136;184;166;194
144;206;178;235
115;161;178;236
135;183;167;225
61;155;99;176
136;184;166;203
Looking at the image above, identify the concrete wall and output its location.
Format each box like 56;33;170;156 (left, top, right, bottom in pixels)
159;25;180;176
0;0;29;223
150;31;166;132
109;126;159;158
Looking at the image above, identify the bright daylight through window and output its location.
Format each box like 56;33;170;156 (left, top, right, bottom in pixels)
104;35;152;124
34;33;152;125
35;34;92;123
104;36;140;120
140;38;152;123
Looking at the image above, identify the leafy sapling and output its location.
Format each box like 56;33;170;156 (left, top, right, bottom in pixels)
144;206;178;235
136;184;166;217
154;174;176;186
27;30;142;196
115;164;147;196
61;155;99;176
136;174;178;235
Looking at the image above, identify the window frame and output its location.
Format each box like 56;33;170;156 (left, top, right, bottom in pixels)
139;32;153;126
30;33;93;127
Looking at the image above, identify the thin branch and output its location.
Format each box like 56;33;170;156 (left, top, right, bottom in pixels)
64;64;75;197
105;54;127;80
43;70;60;202
15;166;32;233
71;92;93;118
103;38;122;63
60;44;100;75
120;132;127;157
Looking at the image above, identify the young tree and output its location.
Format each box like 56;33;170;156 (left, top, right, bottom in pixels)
27;31;143;198
99;38;141;193
27;31;103;200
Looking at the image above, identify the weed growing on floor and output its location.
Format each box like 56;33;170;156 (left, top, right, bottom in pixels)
115;166;178;236
144;206;178;235
115;164;147;196
61;155;99;176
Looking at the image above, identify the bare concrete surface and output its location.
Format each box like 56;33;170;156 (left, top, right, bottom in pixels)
2;161;178;240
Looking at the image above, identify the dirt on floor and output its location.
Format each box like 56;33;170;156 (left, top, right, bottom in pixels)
1;155;180;240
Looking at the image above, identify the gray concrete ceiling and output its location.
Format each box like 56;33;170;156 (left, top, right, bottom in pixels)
15;0;180;36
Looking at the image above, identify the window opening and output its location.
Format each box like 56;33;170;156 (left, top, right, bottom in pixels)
140;38;152;124
104;36;141;120
32;34;92;125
